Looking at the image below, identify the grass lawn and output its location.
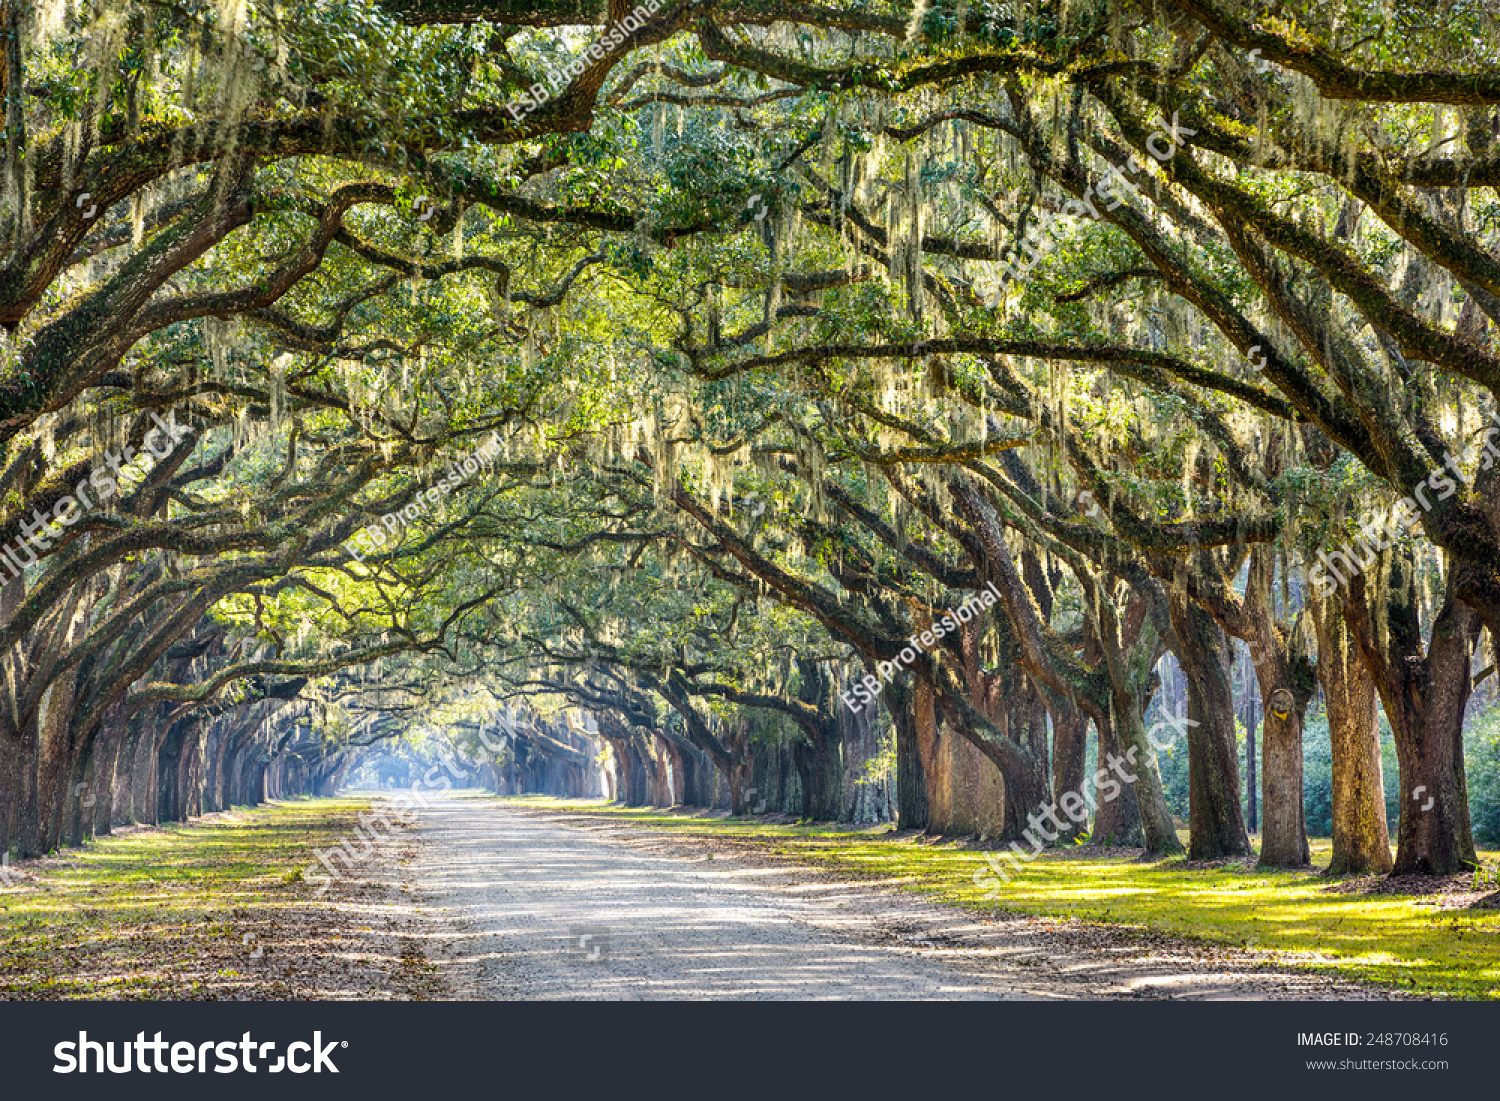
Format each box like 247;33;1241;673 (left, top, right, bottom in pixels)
497;794;1500;1000
0;798;402;1000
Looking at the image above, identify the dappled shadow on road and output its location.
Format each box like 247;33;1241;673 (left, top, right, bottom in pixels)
397;799;1410;1001
406;799;1011;1000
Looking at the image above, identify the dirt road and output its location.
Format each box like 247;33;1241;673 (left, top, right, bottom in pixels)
401;798;1403;1001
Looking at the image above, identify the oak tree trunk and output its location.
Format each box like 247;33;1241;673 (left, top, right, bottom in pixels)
1169;595;1252;858
887;679;929;831
1347;567;1478;876
1313;598;1393;875
1050;705;1089;845
1246;551;1311;867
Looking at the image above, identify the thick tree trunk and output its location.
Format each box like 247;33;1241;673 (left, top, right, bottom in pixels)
793;725;842;821
922;686;1010;838
129;720;159;825
840;688;893;823
1347;568;1478;876
157;720;185;823
62;742;93;847
248;761;268;805
646;736;673;807
1050;705;1089;845
35;687;75;854
748;740;773;814
1090;711;1144;846
0;577;21;858
1169;594;1252;859
90;703;130;836
978;670;1050;843
203;717;231;813
730;724;756;815
1240;643;1259;833
887;679;929;830
224;739;249;807
627;742;653;806
1075;618;1142;848
1388;678;1476;875
1314;599;1393;875
686;743;714;806
914;676;949;831
1054;570;1180;855
1091;584;1179;855
956;598;1050;841
1258;701;1310;866
789;658;842;820
181;725;205;818
0;730;19;860
662;741;690;805
15;717;41;856
1246;551;1312;867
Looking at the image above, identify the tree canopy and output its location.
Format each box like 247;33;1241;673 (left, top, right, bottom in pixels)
4;0;1500;879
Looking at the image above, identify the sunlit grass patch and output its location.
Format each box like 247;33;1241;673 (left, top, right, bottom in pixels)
0;800;374;1000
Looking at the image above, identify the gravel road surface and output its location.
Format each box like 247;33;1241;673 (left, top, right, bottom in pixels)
401;798;1404;1001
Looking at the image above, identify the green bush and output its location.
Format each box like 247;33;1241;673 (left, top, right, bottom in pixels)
1302;711;1334;838
1467;710;1500;844
1154;732;1190;821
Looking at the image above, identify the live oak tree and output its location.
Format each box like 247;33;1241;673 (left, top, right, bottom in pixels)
3;0;1498;880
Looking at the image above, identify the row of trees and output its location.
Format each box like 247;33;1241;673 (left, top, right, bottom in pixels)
2;0;1497;880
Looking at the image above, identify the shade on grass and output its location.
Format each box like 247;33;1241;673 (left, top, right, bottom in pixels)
0;799;376;999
